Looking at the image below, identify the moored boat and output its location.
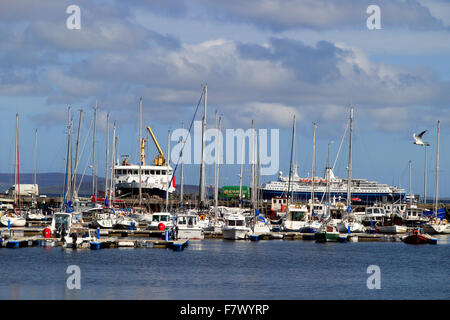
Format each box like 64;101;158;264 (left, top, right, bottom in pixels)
403;229;437;244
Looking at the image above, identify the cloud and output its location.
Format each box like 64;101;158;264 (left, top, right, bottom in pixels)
169;0;446;31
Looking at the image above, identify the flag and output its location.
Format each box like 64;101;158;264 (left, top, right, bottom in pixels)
105;196;109;206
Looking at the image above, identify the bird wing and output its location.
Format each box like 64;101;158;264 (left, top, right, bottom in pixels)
418;130;427;138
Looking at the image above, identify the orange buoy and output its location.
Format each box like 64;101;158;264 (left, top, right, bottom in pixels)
158;223;165;231
43;228;52;238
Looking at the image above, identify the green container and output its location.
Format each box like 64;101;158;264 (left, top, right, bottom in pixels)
220;186;249;199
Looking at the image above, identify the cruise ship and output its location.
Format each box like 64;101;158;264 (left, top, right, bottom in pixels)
260;166;406;205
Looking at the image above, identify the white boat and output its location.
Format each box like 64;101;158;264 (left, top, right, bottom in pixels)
251;216;271;235
377;224;408;234
422;219;450;234
175;213;204;240
282;205;308;232
361;207;386;227
336;218;366;233
113;215;138;230
402;206;428;227
0;213;26;227
147;212;174;231
50;212;73;234
222;213;251;240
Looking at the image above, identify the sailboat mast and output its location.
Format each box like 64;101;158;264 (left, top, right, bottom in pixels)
33;128;38;205
15;114;21;213
239;136;244;208
110;121;116;208
199;84;207;207
180;122;184;207
105;113;110;201
347;107;353;208
139;97;143;208
311;123;317;207
434;120;440;215
214;116;221;217
166;130;170;211
423;145;427;204
409;160;412;206
286;116;296;211
92;103;97;201
251;120;256;214
73;109;82;201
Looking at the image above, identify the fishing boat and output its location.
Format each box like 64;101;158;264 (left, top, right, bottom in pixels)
175;213;204;240
222;212;251;240
361;207;386;227
147;212;174;231
403;229;437;244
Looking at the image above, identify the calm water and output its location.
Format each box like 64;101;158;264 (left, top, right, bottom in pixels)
1;236;449;300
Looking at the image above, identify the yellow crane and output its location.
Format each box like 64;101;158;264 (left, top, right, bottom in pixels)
146;125;166;166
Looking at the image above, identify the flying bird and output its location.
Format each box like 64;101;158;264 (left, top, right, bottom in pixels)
413;130;430;146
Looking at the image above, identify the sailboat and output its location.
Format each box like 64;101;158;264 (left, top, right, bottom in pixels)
0;114;26;228
422;120;450;234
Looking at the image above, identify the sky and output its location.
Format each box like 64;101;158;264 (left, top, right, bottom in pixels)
1;0;450;199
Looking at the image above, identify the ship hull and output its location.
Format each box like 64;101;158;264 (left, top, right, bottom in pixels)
260;189;404;205
115;184;171;199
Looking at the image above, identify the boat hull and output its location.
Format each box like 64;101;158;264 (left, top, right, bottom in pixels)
177;228;204;240
0;216;26;227
315;231;340;242
223;227;250;240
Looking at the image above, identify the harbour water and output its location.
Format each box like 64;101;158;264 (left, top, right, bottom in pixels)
1;236;449;300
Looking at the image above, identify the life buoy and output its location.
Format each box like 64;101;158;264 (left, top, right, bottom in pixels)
199;214;206;221
43;228;52;239
158;223;165;231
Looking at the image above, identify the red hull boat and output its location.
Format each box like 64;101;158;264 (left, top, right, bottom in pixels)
403;229;437;244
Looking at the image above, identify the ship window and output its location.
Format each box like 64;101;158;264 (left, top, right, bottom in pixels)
156;170;160;175
236;220;244;226
144;170;149;175
162;170;166;175
228;220;236;226
151;170;155;175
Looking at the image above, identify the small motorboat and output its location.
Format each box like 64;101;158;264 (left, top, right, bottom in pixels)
403;229;437;245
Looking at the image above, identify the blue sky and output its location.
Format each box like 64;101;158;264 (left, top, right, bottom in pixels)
1;0;450;198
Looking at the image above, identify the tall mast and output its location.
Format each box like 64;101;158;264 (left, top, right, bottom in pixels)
33;128;38;206
409;160;413;206
250;120;256;214
239;136;244;208
15;113;21;213
199;84;207;207
139;97;143;208
423;145;427;204
347;107;354;208
214;116;221;217
434;120;440;215
110;121;116;208
73;109;82;201
92;103;97;201
105;113;110;201
311;122;317;209
180;122;184;207
166;130;171;211
286;115;296;211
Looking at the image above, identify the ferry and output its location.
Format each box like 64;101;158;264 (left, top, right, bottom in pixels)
260;167;405;205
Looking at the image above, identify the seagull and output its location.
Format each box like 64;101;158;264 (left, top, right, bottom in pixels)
413;130;430;146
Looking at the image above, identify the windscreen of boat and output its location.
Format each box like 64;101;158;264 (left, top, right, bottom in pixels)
153;215;170;222
292;212;305;221
54;214;70;230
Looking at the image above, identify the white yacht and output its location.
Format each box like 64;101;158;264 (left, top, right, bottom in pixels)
222;213;251;240
175;213;204;240
0;212;26;227
282;205;308;232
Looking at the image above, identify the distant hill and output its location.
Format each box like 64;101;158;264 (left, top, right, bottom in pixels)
0;173;208;197
0;173;105;197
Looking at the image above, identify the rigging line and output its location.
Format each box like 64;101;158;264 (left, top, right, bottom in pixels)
72;116;93;184
74;117;94;194
332;120;349;172
168;88;205;190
